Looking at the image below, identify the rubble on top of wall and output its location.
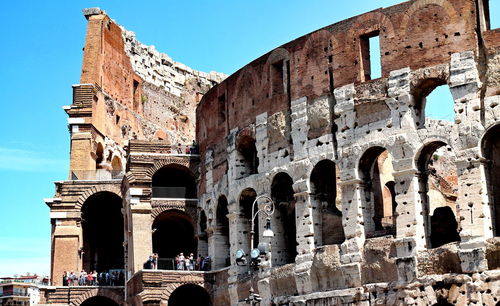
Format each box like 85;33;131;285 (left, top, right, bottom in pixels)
120;28;227;97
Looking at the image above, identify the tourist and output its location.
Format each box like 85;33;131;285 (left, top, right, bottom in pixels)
188;253;194;271
178;253;185;270
87;271;93;286
92;270;98;286
152;253;158;270
62;271;68;286
196;255;203;270
184;253;191;270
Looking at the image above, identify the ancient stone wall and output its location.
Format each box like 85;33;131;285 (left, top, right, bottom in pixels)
197;0;500;304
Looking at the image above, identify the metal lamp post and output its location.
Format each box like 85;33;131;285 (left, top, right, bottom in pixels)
235;194;275;305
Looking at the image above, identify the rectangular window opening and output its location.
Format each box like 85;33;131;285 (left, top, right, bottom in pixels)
360;31;381;81
271;60;285;95
133;80;140;110
328;67;334;93
218;93;226;124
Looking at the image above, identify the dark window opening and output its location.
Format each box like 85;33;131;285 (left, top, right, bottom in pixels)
328;67;334;93
199;210;208;242
271;173;297;265
236;135;259;175
417;142;460;248
95;143;104;169
482;124;500;236
152;210;197;267
360;31;381;81
81;192;124;273
152;165;197;198
115;115;120;124
359;147;397;238
133;80;140;110
271;60;285;95
168;284;211;306
286;60;291;103
310;160;344;246
240;188;258;253
218;94;226;124
215;196;230;268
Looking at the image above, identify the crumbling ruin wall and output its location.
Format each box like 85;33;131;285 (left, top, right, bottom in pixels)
197;0;500;304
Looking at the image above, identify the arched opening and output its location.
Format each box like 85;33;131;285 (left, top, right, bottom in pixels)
482;124;500;236
152;164;196;198
111;156;122;171
95;143;104;169
271;172;297;266
239;188;258;256
413;79;453;128
81;296;119;306
198;209;208;262
417;142;460;248
214;196;230;268
168;284;211;306
152;210;197;269
310;160;345;246
236;134;259;177
359;147;397;237
81;192;124;273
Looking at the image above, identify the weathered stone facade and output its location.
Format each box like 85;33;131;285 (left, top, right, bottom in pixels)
43;1;500;305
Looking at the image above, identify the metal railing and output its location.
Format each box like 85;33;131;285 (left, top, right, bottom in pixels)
70;170;124;180
152;187;195;198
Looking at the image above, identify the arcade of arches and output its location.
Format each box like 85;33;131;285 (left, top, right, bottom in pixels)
81;192;124;272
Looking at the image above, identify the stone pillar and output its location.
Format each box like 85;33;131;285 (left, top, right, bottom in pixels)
51;224;81;286
69;131;95;179
449;51;489;272
127;188;153;274
293;191;315;295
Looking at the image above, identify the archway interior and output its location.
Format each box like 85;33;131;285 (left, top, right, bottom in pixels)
310;160;345;246
152;210;197;264
152;165;196;198
483;125;500;236
412;78;449;128
359;147;396;237
81;192;124;273
215;196;230;268
168;284;211;306
418;142;460;248
240;188;258;254
111;156;122;171
81;296;119;306
271;173;297;265
95;143;104;169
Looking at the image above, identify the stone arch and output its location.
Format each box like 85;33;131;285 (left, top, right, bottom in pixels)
400;0;459;32
72;288;123;306
358;146;396;237
416;140;459;248
167;283;211;306
348;10;396;39
309;159;345;246
271;172;297;266
111;155;122;171
76;184;122;211
146;158;191;181
160;282;207;302
481;123;500;236
235;127;259;176
152;209;197;261
410;75;453;128
95;142;104;169
233;65;260;107
213;195;230;268
239;188;258;254
151;163;197;199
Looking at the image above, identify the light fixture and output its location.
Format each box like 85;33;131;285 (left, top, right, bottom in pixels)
235;248;247;265
262;217;274;238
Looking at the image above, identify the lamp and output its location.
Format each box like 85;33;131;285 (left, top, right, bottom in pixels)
262;217;274;238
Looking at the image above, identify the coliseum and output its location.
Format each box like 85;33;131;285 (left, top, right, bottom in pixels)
42;0;500;305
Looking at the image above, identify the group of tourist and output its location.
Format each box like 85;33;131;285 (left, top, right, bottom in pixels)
175;140;199;155
62;270;124;286
175;253;211;271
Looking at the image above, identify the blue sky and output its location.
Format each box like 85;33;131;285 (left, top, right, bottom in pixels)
0;1;498;277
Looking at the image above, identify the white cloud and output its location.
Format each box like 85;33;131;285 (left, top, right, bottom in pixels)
0;147;67;172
